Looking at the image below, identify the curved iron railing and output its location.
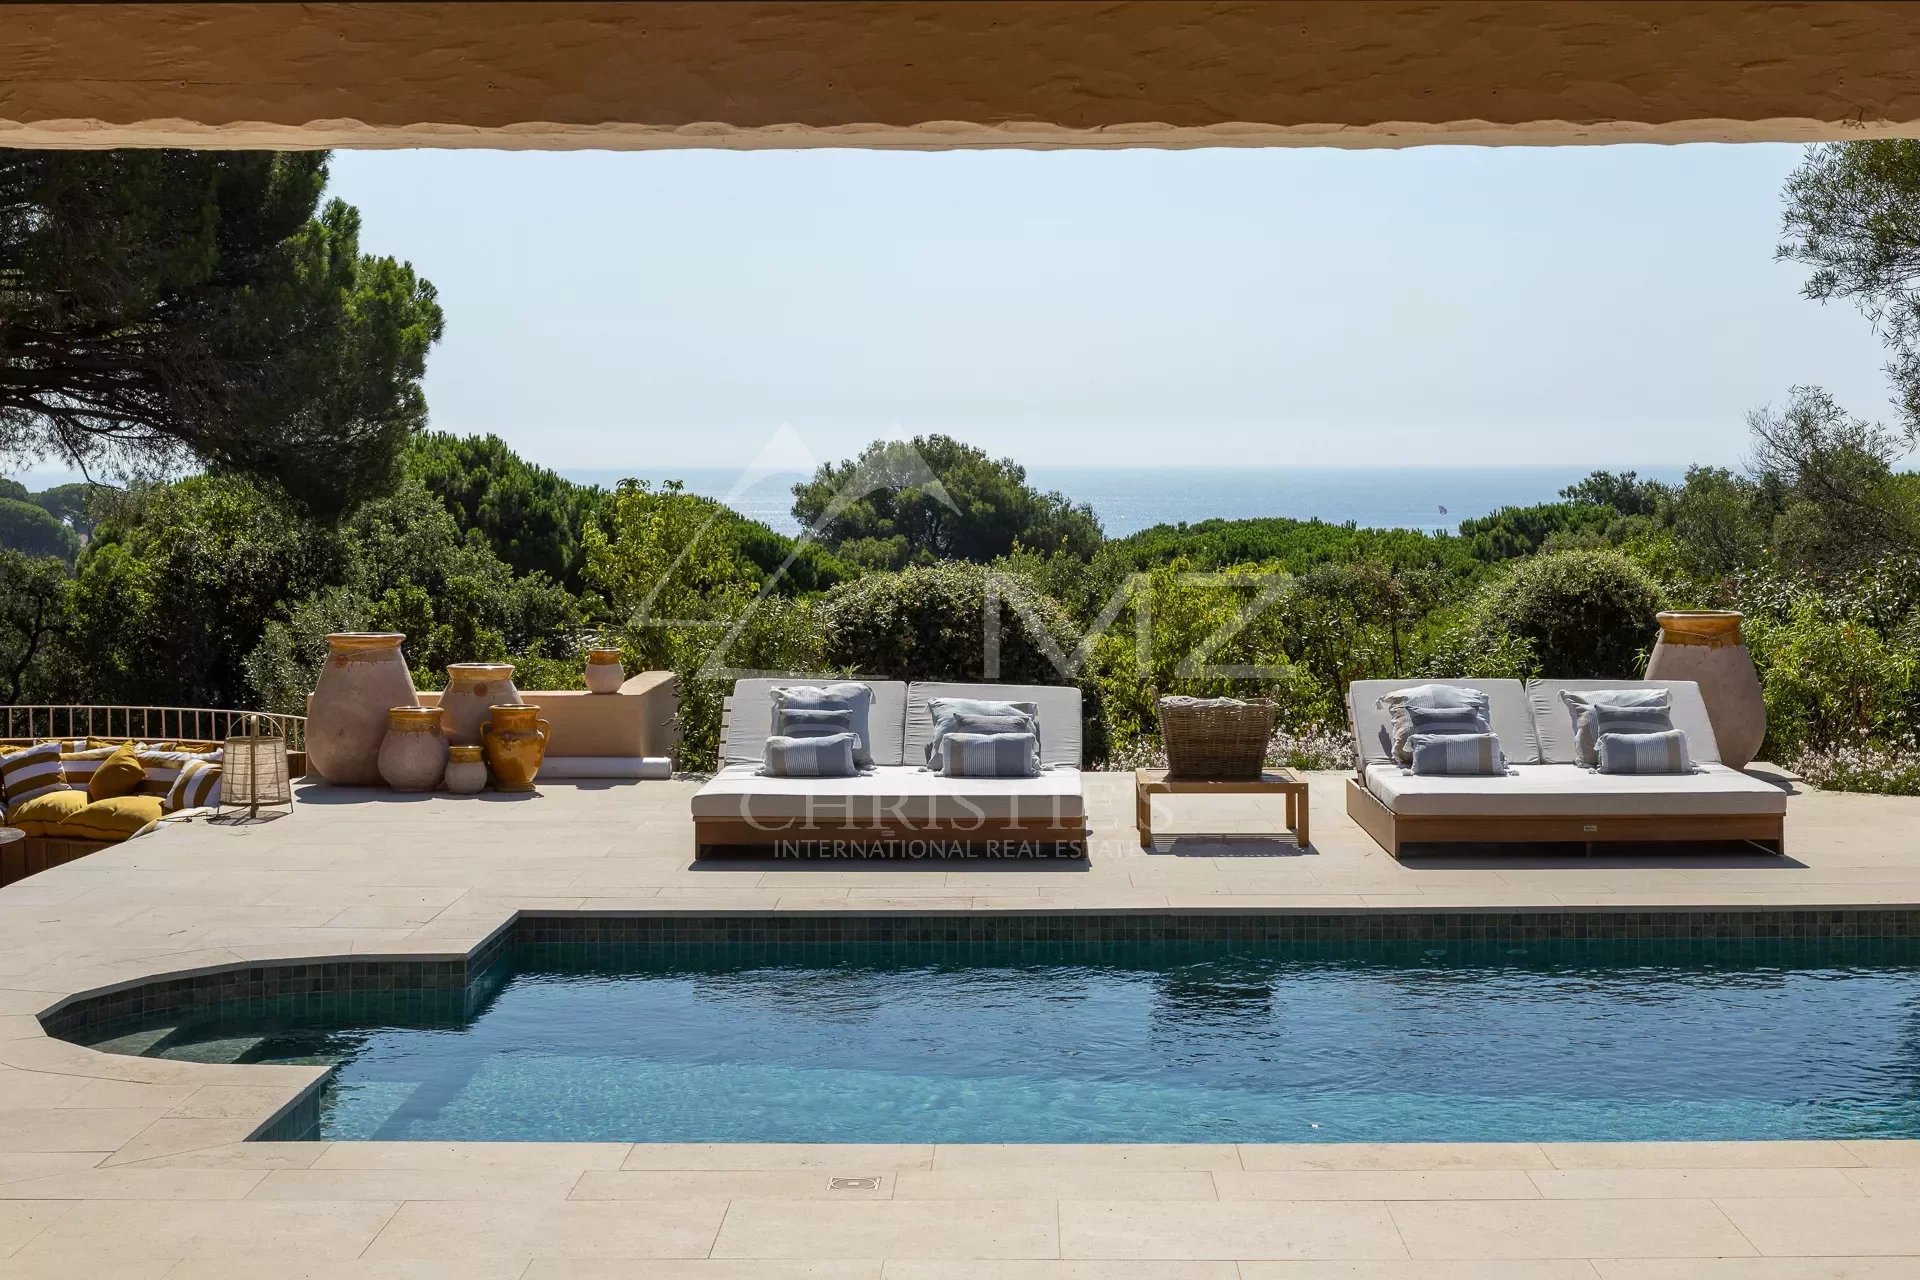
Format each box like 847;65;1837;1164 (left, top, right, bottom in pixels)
1;705;305;751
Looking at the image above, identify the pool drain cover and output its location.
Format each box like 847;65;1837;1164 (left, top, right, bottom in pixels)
830;1177;881;1191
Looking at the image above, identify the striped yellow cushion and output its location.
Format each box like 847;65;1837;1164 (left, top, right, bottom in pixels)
48;794;165;842
135;748;219;797
165;759;223;812
60;746;116;787
5;788;90;836
1;742;69;812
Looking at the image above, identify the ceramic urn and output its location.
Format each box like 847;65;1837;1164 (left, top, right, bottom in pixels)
443;745;488;795
1643;610;1767;769
441;663;519;746
481;703;551;792
377;705;449;792
585;647;625;694
307;634;417;785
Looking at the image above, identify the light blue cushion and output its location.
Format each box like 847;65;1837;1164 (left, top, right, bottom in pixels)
771;684;876;767
1559;688;1673;767
1407;731;1509;776
761;731;860;778
925;697;1039;770
1597;729;1693;775
939;731;1041;779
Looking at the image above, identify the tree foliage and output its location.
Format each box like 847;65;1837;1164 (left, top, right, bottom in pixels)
0;495;78;563
1464;549;1667;679
402;432;602;588
0;149;443;515
0;549;69;702
793;434;1102;570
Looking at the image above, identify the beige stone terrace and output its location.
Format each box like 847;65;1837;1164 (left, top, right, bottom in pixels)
4;768;1920;1275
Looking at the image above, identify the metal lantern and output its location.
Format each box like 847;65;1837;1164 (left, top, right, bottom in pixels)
221;713;294;819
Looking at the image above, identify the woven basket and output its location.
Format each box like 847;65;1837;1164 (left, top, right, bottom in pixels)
1157;698;1278;779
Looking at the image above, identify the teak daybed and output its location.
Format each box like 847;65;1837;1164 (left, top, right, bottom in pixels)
1344;678;1788;858
691;678;1087;857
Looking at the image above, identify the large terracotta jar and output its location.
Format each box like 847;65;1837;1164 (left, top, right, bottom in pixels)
1644;610;1767;769
481;703;550;792
441;663;519;746
377;706;449;792
307;634;417;785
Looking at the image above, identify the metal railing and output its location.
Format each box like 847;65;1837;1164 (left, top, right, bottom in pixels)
1;705;305;750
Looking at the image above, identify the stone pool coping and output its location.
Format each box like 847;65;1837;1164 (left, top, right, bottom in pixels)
6;769;1920;1270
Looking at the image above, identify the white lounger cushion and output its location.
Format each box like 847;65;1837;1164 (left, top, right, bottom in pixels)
692;764;1085;824
1363;762;1786;818
1528;680;1722;765
721;678;910;768
1347;679;1541;767
906;682;1083;769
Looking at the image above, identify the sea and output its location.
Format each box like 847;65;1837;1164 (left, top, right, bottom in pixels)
558;465;1691;539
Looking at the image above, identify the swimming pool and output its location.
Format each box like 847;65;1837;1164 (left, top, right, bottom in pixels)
78;937;1920;1143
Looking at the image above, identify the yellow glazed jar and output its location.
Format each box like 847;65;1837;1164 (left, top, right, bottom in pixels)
376;705;448;792
481;703;550;792
441;663;519;746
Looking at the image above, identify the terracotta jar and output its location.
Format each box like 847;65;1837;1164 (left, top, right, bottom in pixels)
307;634;417;785
481;703;551;792
441;663;519;746
585;647;625;694
1644;610;1768;769
443;745;488;795
377;706;448;792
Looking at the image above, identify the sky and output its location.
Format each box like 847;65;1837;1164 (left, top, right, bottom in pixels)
8;142;1903;487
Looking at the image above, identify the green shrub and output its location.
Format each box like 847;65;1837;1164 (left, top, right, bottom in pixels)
1464;549;1666;678
1745;597;1917;757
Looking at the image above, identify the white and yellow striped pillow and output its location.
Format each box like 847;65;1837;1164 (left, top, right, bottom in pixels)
1;742;70;814
60;746;118;788
165;758;223;812
136;748;220;798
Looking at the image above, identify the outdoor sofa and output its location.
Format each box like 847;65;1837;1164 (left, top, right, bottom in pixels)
691;678;1087;857
1344;678;1788;858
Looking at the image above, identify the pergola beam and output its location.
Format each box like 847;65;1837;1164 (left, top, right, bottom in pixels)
4;2;1920;150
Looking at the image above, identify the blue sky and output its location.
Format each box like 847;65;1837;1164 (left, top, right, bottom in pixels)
10;143;1902;485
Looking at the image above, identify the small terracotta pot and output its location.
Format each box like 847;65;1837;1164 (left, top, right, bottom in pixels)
377;705;448;792
307;633;417;786
1644;610;1768;769
443;744;488;795
585;647;625;694
441;663;519;746
481;703;550;792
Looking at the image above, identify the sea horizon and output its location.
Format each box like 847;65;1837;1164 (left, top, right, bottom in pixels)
558;463;1695;538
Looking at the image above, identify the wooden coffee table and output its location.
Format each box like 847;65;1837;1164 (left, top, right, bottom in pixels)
1135;768;1309;849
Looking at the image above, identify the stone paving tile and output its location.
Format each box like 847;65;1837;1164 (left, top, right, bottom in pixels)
163;1262;530;1280
624;1144;932;1172
894;1169;1215;1200
1214;1169;1543;1200
529;1263;882;1280
1529;1167;1867;1199
1715;1197;1920;1256
1539;1142;1864;1170
364;1199;729;1260
713;1200;1059;1260
311;1141;631;1171
1387;1199;1755;1260
932;1143;1240;1170
0;1200;72;1257
1236;1266;1601;1280
0;1107;163;1153
1591;1260;1920;1278
575;1170;894;1200
884;1264;1238;1280
1058;1199;1407;1261
250;1167;586;1201
0;1167;265;1200
1238;1144;1553;1171
22;1198;401;1259
1837;1140;1920;1167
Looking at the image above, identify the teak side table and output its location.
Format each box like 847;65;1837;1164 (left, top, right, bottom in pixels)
1134;767;1309;849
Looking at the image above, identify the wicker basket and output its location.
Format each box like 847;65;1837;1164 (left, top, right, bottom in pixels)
1157;697;1278;779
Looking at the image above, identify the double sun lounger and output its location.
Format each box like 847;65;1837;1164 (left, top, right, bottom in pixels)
691;679;1088;858
1345;678;1788;857
690;675;1786;859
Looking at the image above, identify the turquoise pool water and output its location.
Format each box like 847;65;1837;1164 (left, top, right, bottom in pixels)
92;940;1920;1142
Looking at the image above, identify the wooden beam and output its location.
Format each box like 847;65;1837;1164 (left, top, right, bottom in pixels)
5;3;1920;150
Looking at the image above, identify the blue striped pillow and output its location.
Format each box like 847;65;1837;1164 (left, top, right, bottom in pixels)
1596;729;1693;775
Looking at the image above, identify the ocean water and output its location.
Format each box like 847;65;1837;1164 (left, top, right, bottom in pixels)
561;464;1689;538
102;938;1920;1143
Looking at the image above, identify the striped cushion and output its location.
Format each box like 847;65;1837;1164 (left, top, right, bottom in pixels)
1407;731;1510;776
777;707;854;738
1560;689;1674;767
1596;729;1694;775
165;758;224;812
60;746;117;788
1;742;70;813
939;731;1042;779
1378;685;1493;764
136;748;223;798
761;731;859;778
770;684;877;767
926;711;1038;771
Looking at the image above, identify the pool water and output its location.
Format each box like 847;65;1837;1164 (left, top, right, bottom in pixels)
91;940;1920;1143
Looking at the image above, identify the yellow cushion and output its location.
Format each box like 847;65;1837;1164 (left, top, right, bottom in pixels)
47;794;166;842
5;788;90;836
88;742;146;802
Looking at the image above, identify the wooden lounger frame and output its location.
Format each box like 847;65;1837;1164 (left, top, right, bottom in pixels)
1345;778;1785;859
693;817;1088;859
